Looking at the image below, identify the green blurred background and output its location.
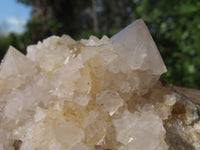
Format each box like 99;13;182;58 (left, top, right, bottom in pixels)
0;0;200;89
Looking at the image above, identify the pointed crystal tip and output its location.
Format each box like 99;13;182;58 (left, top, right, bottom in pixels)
110;19;167;75
0;46;35;78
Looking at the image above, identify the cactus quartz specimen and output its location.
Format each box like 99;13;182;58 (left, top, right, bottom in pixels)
0;19;200;150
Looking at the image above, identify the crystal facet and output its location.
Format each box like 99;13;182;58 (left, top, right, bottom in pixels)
110;19;167;75
0;46;36;78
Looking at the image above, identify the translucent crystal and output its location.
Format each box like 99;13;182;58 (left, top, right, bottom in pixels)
113;109;167;150
0;19;199;150
110;19;167;75
0;46;36;78
96;90;124;116
55;123;84;147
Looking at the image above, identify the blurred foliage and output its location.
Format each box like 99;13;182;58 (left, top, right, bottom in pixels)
0;0;200;89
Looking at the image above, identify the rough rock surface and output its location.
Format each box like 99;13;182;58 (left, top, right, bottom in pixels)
0;19;200;150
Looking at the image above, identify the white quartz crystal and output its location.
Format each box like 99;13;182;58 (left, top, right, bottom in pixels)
0;46;36;78
113;109;167;150
96;90;124;116
0;19;199;150
55;123;84;147
110;19;167;75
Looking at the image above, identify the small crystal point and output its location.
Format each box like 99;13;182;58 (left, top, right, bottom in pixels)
0;46;35;78
110;19;167;75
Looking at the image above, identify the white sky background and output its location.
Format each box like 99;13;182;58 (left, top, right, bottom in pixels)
0;0;32;35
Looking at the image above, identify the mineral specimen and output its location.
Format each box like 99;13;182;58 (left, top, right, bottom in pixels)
0;19;200;150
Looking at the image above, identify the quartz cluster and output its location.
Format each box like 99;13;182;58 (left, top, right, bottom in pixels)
0;19;200;150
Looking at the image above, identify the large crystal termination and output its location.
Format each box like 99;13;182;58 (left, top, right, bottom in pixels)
110;19;166;75
0;19;200;150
